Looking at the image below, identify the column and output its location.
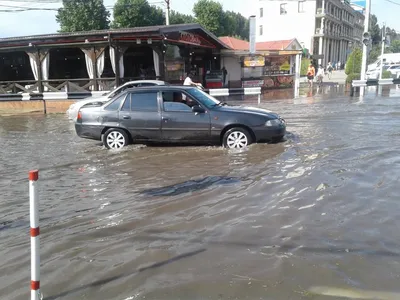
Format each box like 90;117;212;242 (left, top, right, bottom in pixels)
81;46;106;91
294;53;301;98
318;37;323;65
26;49;49;93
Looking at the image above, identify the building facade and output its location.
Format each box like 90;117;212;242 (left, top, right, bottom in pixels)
256;0;365;66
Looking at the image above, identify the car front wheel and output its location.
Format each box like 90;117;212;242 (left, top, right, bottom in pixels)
103;128;129;149
223;127;252;149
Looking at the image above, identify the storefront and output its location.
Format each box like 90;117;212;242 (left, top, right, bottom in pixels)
0;24;228;94
219;37;302;90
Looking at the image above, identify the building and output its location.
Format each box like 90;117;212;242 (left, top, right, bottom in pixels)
0;24;228;94
218;36;302;92
256;0;365;66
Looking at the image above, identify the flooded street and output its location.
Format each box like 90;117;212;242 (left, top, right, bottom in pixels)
2;87;400;300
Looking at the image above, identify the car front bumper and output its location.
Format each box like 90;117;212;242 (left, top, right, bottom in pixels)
75;123;103;141
252;123;286;142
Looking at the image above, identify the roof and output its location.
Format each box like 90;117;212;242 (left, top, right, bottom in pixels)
126;85;197;92
219;36;249;50
218;36;296;51
0;23;230;50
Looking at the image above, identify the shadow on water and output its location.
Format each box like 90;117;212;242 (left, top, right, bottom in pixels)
45;248;206;300
140;176;241;197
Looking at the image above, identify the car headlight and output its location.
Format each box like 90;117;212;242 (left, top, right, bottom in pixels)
265;119;281;127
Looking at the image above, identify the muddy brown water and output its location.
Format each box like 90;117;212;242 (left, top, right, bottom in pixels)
2;87;400;300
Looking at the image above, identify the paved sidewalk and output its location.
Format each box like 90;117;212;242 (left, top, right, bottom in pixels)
300;70;347;87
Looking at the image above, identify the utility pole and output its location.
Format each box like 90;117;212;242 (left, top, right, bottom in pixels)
379;23;386;80
360;0;371;96
164;0;170;25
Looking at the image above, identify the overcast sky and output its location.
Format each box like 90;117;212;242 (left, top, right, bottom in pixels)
0;0;396;38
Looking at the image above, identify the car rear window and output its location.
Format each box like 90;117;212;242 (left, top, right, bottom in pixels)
104;93;127;111
129;92;159;112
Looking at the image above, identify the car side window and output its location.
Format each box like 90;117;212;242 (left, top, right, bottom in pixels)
109;84;135;98
104;93;126;111
130;92;159;112
121;96;131;111
161;91;198;112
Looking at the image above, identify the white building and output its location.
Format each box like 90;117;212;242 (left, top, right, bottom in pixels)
256;0;365;66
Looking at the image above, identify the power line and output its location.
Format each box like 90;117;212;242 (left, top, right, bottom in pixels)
384;0;400;5
0;1;167;13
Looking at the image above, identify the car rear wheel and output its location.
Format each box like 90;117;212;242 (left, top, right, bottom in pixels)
223;127;252;149
103;128;129;149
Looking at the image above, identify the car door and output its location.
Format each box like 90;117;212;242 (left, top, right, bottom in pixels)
119;91;162;141
160;90;211;142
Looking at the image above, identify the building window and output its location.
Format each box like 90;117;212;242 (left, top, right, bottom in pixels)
260;7;263;18
298;1;305;13
259;25;263;36
280;3;287;15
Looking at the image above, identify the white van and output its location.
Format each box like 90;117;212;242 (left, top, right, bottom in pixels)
367;53;400;72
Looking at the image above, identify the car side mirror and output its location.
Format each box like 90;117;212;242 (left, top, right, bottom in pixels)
192;105;205;114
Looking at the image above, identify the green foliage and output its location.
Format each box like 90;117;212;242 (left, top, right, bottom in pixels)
112;0;164;28
370;14;382;45
345;48;362;75
389;40;400;53
169;10;196;25
193;0;225;36
222;11;249;40
345;73;360;84
382;70;392;79
56;0;110;32
300;57;311;76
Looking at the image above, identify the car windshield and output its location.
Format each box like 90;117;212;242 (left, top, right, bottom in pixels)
186;88;221;109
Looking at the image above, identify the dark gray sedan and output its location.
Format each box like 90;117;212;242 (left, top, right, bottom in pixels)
75;86;286;150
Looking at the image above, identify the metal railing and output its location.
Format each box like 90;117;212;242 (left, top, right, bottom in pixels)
0;76;161;94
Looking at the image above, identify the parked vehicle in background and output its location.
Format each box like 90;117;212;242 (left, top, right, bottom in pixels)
66;80;168;120
367;53;400;73
366;64;400;80
74;86;286;150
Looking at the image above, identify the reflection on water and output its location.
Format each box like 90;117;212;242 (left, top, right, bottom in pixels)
2;89;400;299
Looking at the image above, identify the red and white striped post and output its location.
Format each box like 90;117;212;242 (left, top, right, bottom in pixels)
29;170;41;300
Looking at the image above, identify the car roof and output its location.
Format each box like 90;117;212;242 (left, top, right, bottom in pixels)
124;85;197;92
122;80;166;85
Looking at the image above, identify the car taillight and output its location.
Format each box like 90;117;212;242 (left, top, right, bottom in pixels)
77;111;82;121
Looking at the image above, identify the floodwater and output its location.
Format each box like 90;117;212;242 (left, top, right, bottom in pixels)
2;86;400;300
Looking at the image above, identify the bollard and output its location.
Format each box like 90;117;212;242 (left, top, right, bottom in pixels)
29;170;42;300
258;93;261;105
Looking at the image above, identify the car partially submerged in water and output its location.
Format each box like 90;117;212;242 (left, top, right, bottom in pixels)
66;80;168;121
74;85;286;150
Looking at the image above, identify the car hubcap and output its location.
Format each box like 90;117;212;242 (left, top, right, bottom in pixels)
107;132;125;149
227;131;248;149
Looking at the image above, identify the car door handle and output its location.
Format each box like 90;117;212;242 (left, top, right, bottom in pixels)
162;117;169;121
122;115;131;120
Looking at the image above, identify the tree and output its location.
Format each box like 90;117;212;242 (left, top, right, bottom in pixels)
193;0;225;36
345;47;362;75
222;11;249;40
389;40;400;53
169;10;196;25
369;14;381;45
56;0;110;32
112;0;164;28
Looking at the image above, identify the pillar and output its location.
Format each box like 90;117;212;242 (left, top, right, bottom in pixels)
318;37;323;65
294;53;301;98
81;46;106;91
26;49;49;93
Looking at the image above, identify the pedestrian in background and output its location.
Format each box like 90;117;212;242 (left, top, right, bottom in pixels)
307;63;315;87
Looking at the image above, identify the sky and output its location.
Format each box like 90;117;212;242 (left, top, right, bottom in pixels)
0;0;397;38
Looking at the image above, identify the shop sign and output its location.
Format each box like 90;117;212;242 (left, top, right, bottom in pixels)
242;80;264;88
243;56;265;67
179;31;202;45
